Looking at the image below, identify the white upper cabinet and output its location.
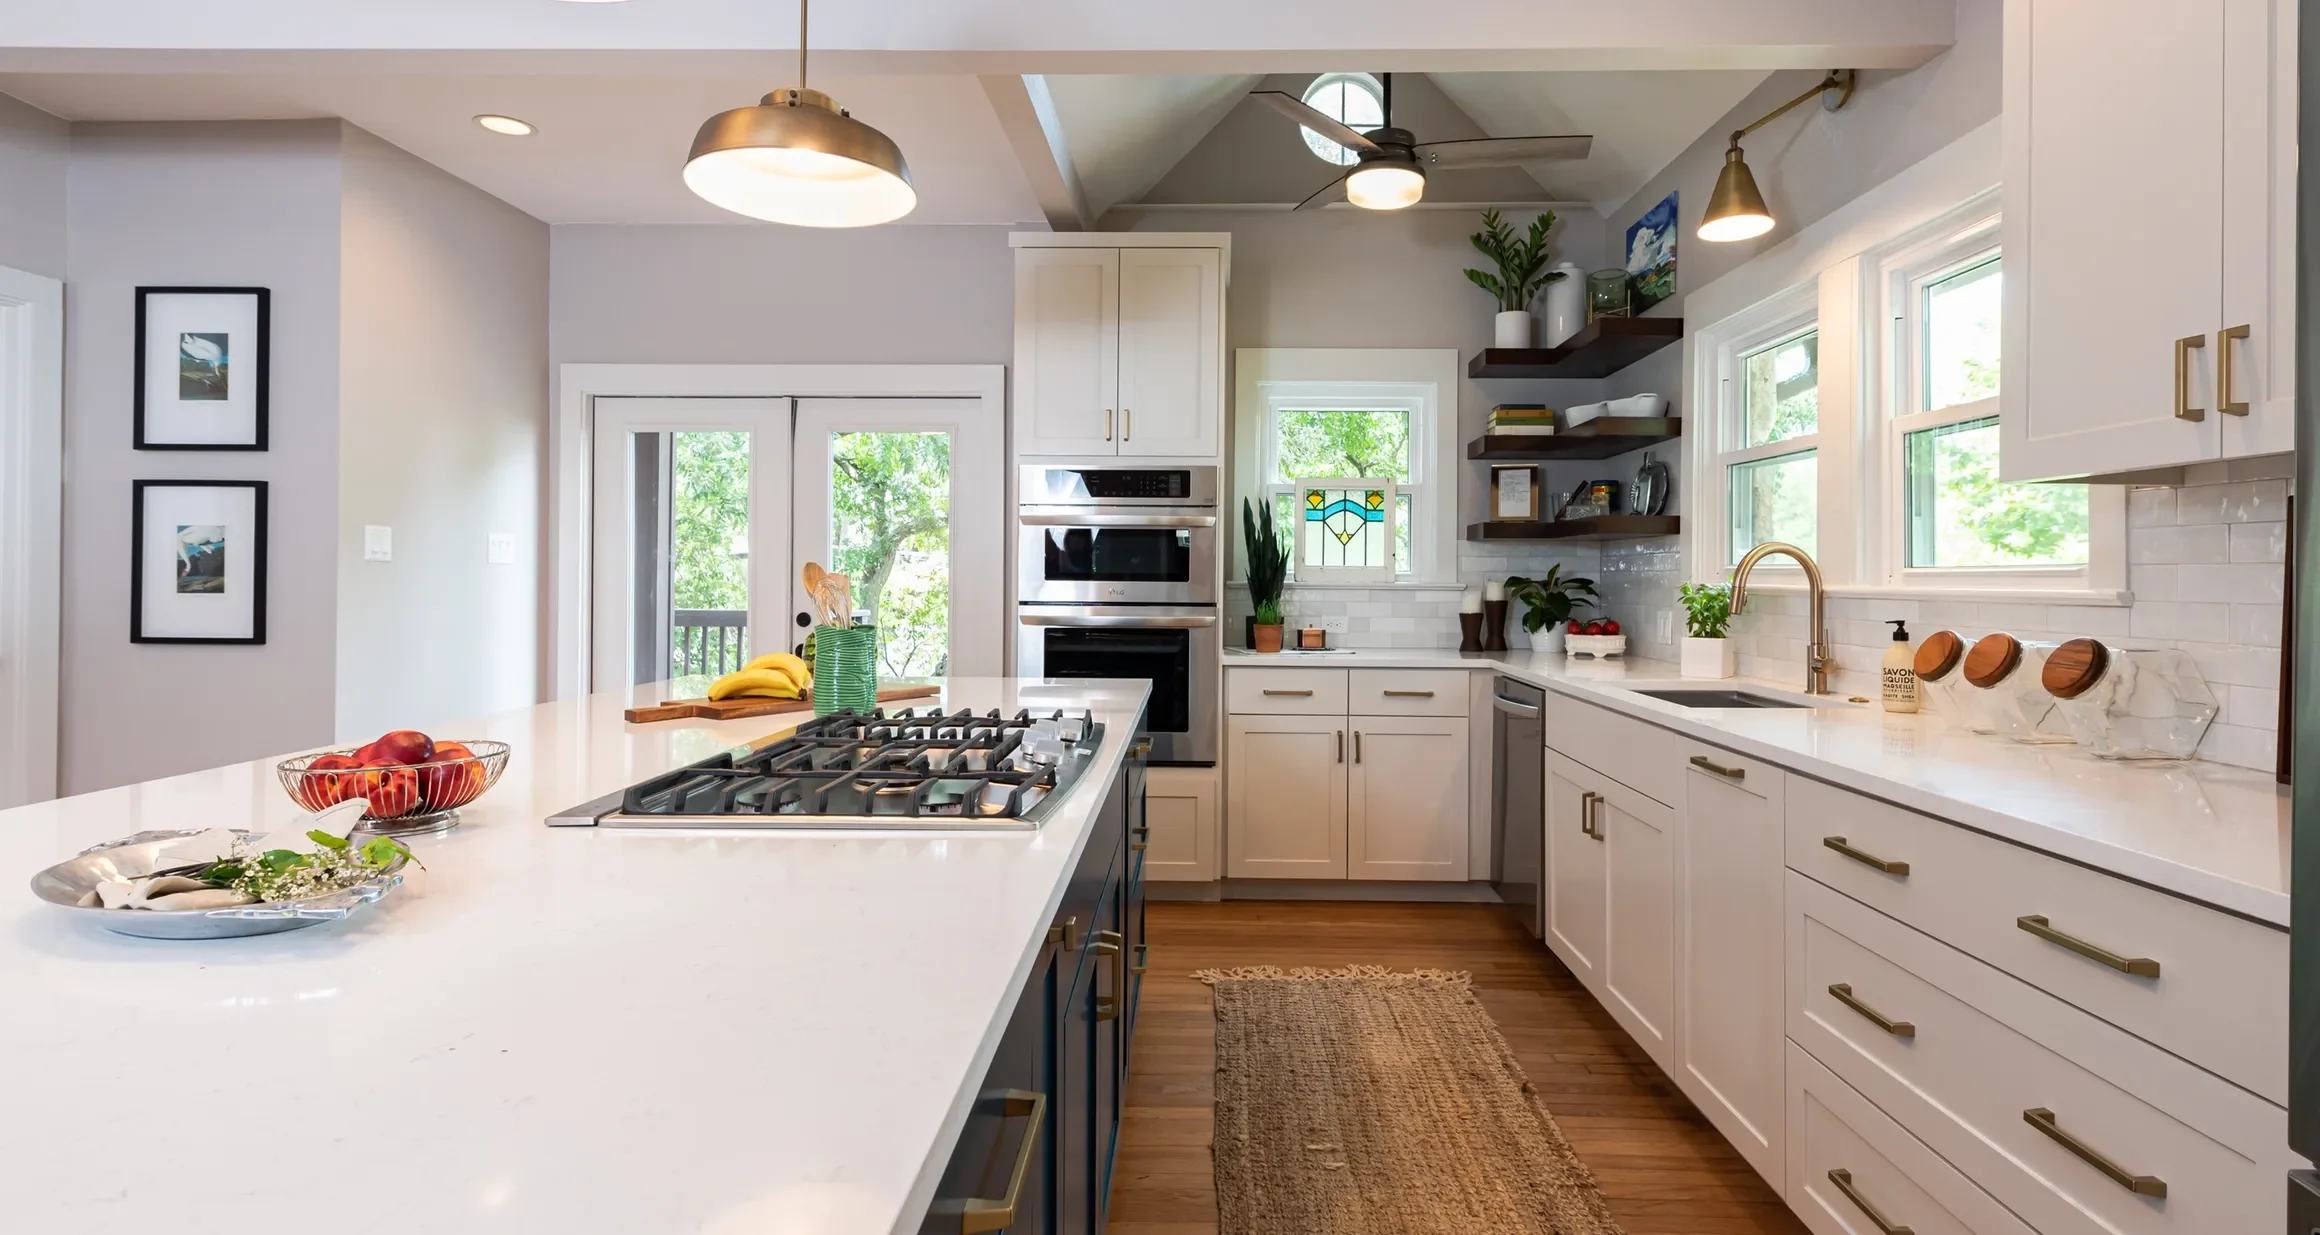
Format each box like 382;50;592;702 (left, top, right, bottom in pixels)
2001;0;2296;481
1012;237;1226;461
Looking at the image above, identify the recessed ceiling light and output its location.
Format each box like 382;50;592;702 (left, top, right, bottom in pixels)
474;115;536;137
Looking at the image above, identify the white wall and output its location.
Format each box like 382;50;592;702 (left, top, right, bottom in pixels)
336;125;548;740
61;121;345;793
0;93;67;280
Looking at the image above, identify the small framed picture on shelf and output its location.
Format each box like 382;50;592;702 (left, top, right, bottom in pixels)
134;287;269;450
131;479;268;645
1490;465;1540;521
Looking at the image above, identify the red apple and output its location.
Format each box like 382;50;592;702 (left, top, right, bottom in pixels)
351;742;382;763
1565;620;1583;635
373;730;435;765
360;759;422;817
419;742;483;807
300;753;363;809
1584;621;1605;636
1602;619;1621;636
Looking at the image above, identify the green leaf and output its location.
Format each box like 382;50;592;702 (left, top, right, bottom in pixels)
306;829;351;851
259;849;309;873
359;836;417;869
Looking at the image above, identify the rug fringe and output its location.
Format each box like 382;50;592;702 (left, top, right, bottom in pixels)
1189;964;1473;987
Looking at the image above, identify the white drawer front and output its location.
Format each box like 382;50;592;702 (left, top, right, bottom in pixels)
1225;667;1348;716
1787;1042;2033;1235
1786;776;2287;1103
1789;874;2289;1235
1347;668;1470;716
1542;694;1682;807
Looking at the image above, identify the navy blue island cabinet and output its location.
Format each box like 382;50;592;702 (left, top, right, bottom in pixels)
920;740;1149;1235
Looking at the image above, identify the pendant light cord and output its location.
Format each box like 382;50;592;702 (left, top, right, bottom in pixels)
797;0;810;95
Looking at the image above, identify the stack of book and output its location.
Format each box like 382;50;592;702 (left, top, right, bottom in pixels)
1488;404;1557;436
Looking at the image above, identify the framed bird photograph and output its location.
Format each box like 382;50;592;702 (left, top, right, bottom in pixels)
131;479;269;644
134;287;270;450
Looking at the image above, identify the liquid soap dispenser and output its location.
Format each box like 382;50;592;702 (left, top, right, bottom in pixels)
1881;620;1920;713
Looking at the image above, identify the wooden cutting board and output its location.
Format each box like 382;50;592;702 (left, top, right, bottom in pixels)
623;683;940;725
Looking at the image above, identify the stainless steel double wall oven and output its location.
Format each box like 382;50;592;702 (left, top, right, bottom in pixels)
1015;466;1220;765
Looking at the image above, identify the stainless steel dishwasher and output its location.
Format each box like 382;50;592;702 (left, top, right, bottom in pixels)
1490;677;1546;937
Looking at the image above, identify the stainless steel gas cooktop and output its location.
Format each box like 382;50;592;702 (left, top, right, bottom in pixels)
545;707;1107;831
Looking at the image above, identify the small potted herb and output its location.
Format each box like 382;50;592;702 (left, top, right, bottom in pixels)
1242;498;1289;653
1464;207;1566;348
1678;581;1736;678
1504;565;1597;656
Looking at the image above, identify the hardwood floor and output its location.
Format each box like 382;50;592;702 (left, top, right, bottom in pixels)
1109;900;1806;1235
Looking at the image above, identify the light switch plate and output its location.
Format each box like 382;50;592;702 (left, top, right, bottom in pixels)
1313;615;1350;634
487;532;516;564
363;525;392;562
1656;610;1674;643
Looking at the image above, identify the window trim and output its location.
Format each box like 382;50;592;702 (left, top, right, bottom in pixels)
1298;73;1385;166
1699;281;1821;574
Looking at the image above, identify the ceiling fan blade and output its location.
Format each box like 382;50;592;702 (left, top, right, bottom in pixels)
1249;91;1381;154
1294;171;1351;212
1412;134;1593;168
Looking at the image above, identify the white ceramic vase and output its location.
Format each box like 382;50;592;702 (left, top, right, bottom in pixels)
1530;625;1566;657
1542;262;1586;347
1681;636;1736;679
1494;310;1533;349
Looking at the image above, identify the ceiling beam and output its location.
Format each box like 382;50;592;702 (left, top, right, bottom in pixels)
980;74;1089;232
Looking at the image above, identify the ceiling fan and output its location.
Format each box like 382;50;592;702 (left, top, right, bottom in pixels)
1250;73;1592;211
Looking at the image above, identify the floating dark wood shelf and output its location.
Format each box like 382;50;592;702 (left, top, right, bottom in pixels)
1468;316;1684;379
1464;515;1681;542
1468;417;1681;461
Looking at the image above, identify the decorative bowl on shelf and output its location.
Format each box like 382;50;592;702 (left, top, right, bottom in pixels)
277;740;510;836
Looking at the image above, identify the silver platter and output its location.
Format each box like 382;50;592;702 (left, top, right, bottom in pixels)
29;828;410;940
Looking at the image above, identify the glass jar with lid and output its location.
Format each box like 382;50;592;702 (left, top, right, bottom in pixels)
2041;638;2220;760
1960;633;2075;744
1911;630;1975;726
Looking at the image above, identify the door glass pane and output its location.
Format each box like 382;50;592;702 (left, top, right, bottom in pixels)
1924;257;2002;412
668;430;750;679
1742;330;1818;447
828;431;951;677
1728;450;1816;560
1905;416;2087;567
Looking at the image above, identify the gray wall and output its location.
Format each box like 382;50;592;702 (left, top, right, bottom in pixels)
61;121;345;793
336;125;549;740
0;93;67;279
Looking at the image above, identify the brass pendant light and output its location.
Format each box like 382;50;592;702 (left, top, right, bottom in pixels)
1698;71;1853;243
683;0;917;227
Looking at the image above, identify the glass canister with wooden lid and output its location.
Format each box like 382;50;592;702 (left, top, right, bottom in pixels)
1911;630;1975;725
2041;638;2220;760
1960;633;2075;743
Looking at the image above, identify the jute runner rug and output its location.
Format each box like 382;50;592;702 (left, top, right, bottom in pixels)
1192;965;1626;1235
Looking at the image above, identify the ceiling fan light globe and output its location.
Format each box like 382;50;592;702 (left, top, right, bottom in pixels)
1699;145;1773;242
1346;163;1425;211
684;91;917;228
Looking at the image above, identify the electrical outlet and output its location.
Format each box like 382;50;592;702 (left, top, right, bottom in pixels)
363;525;392;562
487;532;516;564
1314;615;1350;634
1656;610;1674;643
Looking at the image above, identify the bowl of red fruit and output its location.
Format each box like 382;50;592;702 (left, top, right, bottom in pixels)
276;730;510;836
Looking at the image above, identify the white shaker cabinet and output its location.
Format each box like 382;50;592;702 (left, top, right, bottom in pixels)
1600;780;1676;1072
1346;716;1471;880
1544;755;1608;993
1011;236;1227;461
1224;713;1346;878
1142;765;1219;883
2000;0;2296;481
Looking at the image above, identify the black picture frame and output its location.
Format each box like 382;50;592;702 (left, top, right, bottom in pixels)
130;479;269;645
133;286;270;451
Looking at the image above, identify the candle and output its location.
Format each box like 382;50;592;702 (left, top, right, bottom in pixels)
1484;580;1506;602
1460;588;1485;614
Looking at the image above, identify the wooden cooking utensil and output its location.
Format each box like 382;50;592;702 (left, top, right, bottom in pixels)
826;573;854;627
623;682;939;725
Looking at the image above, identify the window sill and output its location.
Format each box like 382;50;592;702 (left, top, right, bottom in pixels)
1717;580;2132;607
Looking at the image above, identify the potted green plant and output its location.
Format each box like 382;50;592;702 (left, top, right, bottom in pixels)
1504;565;1597;656
1242;497;1289;653
1464;207;1567;349
1678;581;1736;678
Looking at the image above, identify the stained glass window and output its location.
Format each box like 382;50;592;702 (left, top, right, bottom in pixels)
1292;479;1397;582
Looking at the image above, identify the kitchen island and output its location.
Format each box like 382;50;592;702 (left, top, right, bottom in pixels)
0;677;1151;1235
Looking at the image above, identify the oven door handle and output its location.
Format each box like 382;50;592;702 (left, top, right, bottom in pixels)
1019;613;1219;629
1017;513;1218;529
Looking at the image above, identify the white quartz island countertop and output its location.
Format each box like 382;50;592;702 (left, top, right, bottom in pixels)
1229;647;2291;926
0;677;1150;1235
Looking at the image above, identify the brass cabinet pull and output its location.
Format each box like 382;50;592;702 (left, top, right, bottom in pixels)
2219;323;2251;414
1578;790;1600;838
1131;943;1149;976
1093;930;1124;1022
1824;836;1910;876
2174;334;2207;421
957;1088;1050;1234
1262;688;1314;697
1826;1169;1915;1235
1353;731;1363;763
1104;408;1115;440
1131;824;1149;853
1688;754;1745;780
2023;1107;2167;1197
1129;739;1153;760
2016;915;2161;978
1336;730;1345;763
1382;689;1436;698
1050;915;1079;952
1828;983;1916;1038
1123;407;1131;440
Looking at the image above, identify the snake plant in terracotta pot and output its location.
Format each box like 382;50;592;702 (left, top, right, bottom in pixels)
1242;498;1289;652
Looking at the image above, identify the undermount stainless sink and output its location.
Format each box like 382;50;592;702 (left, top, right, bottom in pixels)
1631;688;1810;710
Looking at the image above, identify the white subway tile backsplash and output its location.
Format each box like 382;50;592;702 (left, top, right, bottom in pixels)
2175;563;2285;605
2226;684;2281;729
2230;603;2286;648
2045;605;2132;637
2127;487;2176;527
2129;600;2232;640
2188;644;2283;690
2229;521;2288;564
2175;478;2288;525
2127;523;2230;564
2128;564;2177;602
2198;722;2276;770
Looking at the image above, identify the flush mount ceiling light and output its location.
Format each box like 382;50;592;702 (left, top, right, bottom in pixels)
682;0;915;227
1345;155;1425;211
473;115;535;137
1699;70;1855;243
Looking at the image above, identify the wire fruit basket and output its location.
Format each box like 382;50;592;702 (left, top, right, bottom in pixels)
276;740;511;836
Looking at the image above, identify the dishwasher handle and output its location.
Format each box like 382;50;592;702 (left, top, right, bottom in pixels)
1491;695;1542;718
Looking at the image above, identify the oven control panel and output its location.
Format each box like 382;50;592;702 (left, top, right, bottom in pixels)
1020;464;1217;506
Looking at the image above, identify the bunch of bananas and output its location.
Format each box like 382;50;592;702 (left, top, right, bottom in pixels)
707;652;814;701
